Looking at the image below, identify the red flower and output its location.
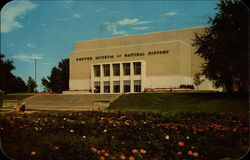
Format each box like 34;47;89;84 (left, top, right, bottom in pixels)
53;146;59;150
178;141;185;147
30;151;36;156
198;129;204;132
193;152;199;157
187;151;193;156
100;156;105;160
120;155;126;160
90;147;97;152
140;149;146;154
129;156;135;160
233;128;237;132
177;151;182;156
132;149;138;154
101;149;106;153
104;152;109;157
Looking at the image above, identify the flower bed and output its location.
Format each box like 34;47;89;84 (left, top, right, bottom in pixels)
0;111;249;160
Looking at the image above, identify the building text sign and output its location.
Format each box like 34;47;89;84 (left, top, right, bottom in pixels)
76;49;169;62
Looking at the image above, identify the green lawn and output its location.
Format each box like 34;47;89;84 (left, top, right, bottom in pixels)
109;92;249;116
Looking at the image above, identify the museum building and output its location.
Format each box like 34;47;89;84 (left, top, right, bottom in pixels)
68;27;217;94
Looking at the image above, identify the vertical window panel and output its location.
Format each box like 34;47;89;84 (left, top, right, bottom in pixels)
113;81;120;93
94;82;100;93
123;63;130;75
94;65;100;77
124;80;130;92
134;62;141;75
104;81;110;93
113;64;120;76
103;64;110;76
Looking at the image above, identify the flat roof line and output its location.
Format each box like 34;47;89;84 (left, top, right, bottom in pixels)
71;40;191;52
75;26;207;44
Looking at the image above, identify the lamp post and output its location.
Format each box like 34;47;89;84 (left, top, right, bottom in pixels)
34;59;37;93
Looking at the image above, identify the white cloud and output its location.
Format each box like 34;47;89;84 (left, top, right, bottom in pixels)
12;54;44;63
9;43;15;47
132;26;150;30
62;0;74;9
72;14;81;19
117;18;152;26
1;1;38;33
136;21;152;25
104;18;152;35
26;43;37;48
164;11;177;16
104;22;128;35
117;18;139;25
57;14;81;21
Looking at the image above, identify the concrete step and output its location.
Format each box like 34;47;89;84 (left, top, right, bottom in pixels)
24;94;120;110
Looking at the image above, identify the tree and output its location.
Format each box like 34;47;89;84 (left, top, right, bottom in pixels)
58;59;69;91
192;0;248;92
41;76;51;92
11;76;27;92
41;58;69;93
193;73;205;90
27;76;37;93
0;53;15;92
0;53;27;93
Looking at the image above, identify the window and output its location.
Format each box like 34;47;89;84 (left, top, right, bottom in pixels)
123;63;130;75
113;81;120;93
103;64;110;76
104;81;110;93
94;65;100;77
113;64;120;76
124;81;130;92
94;82;100;93
134;80;141;92
134;62;141;75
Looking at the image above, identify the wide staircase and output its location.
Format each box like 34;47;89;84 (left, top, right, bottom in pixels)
24;94;121;111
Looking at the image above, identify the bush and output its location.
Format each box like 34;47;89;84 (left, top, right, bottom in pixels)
179;84;194;89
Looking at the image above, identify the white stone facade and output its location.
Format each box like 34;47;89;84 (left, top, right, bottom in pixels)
90;60;145;93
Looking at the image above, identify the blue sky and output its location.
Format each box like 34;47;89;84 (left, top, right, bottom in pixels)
1;0;219;91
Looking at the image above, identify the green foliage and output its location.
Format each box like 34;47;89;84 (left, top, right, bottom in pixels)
27;76;37;93
0;111;248;160
193;73;205;90
0;54;27;93
42;59;69;93
192;0;248;92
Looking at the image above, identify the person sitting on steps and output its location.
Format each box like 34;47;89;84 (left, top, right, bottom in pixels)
19;102;26;112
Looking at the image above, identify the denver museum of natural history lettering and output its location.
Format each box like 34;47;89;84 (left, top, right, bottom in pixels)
68;27;217;94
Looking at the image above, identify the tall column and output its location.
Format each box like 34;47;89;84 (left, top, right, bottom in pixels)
141;61;146;92
120;63;124;93
90;64;94;93
130;62;134;93
100;64;103;93
110;64;113;93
